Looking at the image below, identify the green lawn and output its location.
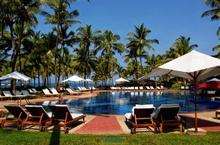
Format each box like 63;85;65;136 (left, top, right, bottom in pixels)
0;129;220;145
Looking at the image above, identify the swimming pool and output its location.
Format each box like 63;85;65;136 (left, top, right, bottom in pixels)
65;91;220;115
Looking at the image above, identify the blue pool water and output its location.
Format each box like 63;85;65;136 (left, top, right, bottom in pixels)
65;91;220;115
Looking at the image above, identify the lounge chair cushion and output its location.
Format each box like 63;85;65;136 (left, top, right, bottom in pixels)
70;113;84;119
42;89;51;95
49;88;59;95
151;104;180;122
125;113;132;120
25;105;52;118
132;104;155;115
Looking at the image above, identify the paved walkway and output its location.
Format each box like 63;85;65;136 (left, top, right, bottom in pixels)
180;112;220;132
75;115;124;134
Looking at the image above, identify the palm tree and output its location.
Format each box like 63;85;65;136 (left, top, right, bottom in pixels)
202;0;220;20
213;44;220;58
202;0;220;58
202;0;220;36
41;0;79;87
146;54;164;72
73;25;98;79
73;47;97;79
93;56;119;85
126;23;159;80
166;36;198;60
95;30;124;78
1;0;40;90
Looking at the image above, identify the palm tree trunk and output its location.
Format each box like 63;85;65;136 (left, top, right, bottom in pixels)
38;69;40;87
134;57;138;81
10;24;17;92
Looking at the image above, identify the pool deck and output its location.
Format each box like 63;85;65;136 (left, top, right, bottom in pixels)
1;90;220;134
68;111;220;134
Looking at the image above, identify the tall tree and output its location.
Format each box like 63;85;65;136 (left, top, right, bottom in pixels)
95;30;124;79
202;0;220;19
1;0;40;90
41;0;79;87
126;23;159;80
73;25;98;79
166;36;198;60
202;0;220;57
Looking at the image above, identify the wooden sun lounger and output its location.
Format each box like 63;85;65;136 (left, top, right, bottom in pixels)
25;105;52;131
21;90;36;98
0;94;10;100
0;110;6;127
49;88;60;96
31;88;38;93
2;91;15;99
151;104;183;133
28;89;35;94
125;105;155;133
66;88;80;95
50;105;85;133
4;105;31;130
42;88;57;97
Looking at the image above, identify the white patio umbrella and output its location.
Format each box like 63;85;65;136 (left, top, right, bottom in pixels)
0;71;31;105
62;75;85;83
115;77;129;84
207;78;220;82
147;50;220;132
0;71;31;81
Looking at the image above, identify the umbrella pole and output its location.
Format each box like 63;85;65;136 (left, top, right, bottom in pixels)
193;78;198;132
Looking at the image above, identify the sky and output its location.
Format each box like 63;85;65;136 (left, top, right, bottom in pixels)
37;0;219;67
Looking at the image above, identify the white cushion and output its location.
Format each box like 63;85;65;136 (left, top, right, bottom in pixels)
132;104;155;115
70;113;84;119
124;113;132;120
47;112;52;118
135;104;154;108
55;104;68;107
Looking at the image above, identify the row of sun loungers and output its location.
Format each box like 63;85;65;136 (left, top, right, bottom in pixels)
125;104;182;133
0;90;36;100
1;104;85;133
0;87;92;101
111;86;164;90
77;87;96;91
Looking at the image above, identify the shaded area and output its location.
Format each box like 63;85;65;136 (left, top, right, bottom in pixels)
49;124;60;145
180;115;220;132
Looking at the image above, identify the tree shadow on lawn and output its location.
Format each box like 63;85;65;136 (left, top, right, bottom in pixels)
49;123;60;145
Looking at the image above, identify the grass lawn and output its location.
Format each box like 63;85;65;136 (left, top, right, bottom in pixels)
0;129;220;145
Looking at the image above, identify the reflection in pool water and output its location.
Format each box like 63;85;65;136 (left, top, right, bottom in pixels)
64;91;220;115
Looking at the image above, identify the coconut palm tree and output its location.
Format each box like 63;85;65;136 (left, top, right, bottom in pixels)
202;0;220;20
202;0;220;58
1;0;40;90
213;44;220;58
146;54;165;72
126;23;159;80
202;0;220;36
73;47;97;79
41;0;79;87
166;36;198;60
95;30;124;78
73;25;99;79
